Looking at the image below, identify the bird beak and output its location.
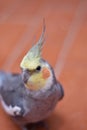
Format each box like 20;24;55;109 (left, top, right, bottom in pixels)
21;69;30;84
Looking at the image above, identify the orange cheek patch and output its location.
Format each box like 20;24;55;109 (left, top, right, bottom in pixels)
42;67;50;79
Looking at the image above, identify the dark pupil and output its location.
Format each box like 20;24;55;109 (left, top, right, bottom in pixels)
36;66;41;71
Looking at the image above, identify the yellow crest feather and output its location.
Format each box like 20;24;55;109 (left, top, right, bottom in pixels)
20;21;46;70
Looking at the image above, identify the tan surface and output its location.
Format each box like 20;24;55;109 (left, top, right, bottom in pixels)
0;0;87;130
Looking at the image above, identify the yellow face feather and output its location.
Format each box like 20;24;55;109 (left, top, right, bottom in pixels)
22;66;51;91
26;71;46;91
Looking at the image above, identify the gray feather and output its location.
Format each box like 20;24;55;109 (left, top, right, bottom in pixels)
0;70;64;125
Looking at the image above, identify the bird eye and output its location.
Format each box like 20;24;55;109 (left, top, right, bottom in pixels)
36;66;41;71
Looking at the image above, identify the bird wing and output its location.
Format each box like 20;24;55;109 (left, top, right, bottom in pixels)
0;71;26;116
56;81;64;101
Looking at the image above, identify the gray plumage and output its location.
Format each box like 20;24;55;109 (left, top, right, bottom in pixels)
0;68;64;126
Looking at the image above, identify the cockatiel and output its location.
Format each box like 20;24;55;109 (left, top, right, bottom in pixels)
0;23;64;130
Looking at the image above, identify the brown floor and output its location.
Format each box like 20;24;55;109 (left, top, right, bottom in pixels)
0;0;87;130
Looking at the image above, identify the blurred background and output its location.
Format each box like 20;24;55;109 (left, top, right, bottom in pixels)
0;0;87;130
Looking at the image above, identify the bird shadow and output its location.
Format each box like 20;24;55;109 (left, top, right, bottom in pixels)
25;112;64;130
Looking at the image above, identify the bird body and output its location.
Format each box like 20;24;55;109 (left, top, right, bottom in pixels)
0;22;64;129
0;69;63;125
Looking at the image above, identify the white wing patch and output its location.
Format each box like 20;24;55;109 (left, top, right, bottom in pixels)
1;98;21;116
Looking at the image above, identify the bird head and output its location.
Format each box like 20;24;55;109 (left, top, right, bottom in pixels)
20;23;53;91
